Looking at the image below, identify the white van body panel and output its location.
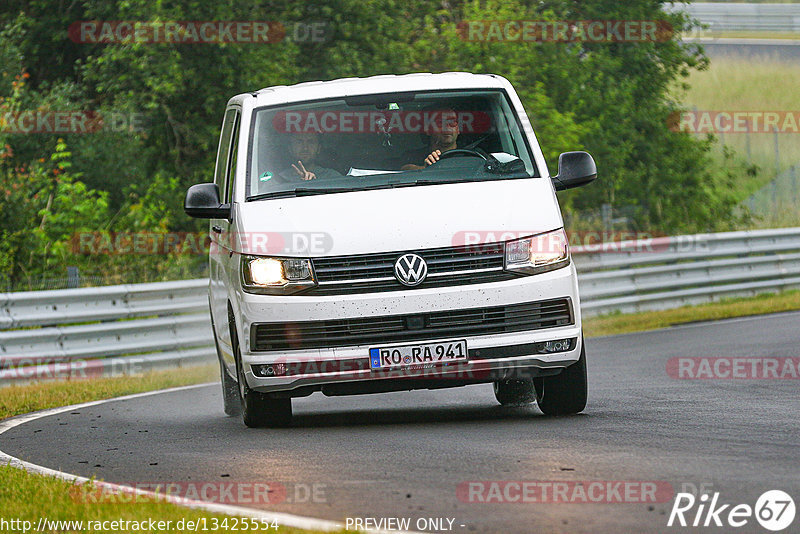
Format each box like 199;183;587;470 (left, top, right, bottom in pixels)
233;178;562;257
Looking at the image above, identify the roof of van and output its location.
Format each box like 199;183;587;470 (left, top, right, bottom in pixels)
232;72;513;108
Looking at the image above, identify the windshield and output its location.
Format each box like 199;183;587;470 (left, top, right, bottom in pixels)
246;89;538;200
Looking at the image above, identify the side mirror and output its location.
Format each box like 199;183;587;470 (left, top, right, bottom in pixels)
552;151;597;191
184;183;231;219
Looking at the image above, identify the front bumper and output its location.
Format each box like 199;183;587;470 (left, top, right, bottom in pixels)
234;263;582;394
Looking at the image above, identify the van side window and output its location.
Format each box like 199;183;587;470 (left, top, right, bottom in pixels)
214;108;238;198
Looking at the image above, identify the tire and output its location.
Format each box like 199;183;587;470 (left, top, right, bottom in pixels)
493;379;536;406
229;309;292;428
210;309;240;416
534;339;588;416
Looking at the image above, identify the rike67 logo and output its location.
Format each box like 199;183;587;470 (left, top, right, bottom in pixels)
668;490;795;531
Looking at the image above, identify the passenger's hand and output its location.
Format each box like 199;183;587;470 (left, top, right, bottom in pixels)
292;161;317;180
424;150;442;166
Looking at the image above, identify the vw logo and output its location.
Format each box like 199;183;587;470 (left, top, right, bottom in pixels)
394;253;428;286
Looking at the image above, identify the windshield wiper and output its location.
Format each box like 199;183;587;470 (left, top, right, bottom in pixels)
384;179;441;187
248;178;495;201
389;177;497;188
249;182;442;201
248;187;363;200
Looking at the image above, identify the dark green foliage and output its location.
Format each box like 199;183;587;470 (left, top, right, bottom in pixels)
0;0;742;288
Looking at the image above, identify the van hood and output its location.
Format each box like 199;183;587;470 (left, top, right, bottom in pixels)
234;178;563;257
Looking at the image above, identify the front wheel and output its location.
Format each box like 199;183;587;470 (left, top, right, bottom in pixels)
534;339;588;416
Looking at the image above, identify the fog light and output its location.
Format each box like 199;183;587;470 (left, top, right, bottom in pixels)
542;338;574;353
252;363;287;377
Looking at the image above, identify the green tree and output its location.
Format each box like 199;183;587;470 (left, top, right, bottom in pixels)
0;0;749;288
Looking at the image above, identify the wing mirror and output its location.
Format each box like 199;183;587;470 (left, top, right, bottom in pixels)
552;151;597;191
184;183;231;219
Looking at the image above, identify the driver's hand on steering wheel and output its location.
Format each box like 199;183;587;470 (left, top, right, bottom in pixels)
424;150;442;166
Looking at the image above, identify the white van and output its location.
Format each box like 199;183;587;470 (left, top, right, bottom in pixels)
185;73;597;427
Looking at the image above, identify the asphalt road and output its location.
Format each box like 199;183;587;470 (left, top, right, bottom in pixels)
2;312;799;533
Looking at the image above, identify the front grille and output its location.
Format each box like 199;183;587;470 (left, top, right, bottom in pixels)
308;243;515;295
251;298;573;351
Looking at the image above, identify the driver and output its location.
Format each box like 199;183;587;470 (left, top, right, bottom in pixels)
400;108;460;171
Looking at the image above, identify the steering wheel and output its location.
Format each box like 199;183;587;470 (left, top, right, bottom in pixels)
436;148;488;161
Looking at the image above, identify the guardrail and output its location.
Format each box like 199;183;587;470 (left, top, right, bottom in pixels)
574;227;800;315
3;227;800;384
0;280;215;385
667;3;800;33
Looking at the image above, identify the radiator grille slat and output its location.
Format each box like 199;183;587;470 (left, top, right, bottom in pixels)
309;243;511;294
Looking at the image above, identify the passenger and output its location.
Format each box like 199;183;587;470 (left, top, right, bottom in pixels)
280;132;341;181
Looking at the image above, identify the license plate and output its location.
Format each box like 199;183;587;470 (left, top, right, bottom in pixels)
369;340;468;370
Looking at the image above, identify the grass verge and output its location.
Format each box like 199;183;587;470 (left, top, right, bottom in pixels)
0;364;218;420
583;289;800;337
679;57;800;226
0;464;317;533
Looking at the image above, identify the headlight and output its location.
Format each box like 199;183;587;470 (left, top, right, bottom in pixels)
504;228;570;275
241;256;316;294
